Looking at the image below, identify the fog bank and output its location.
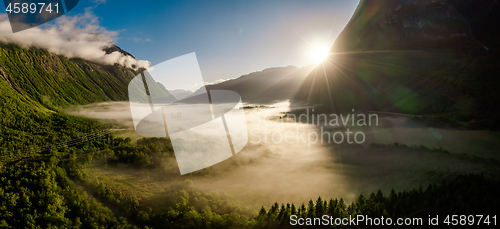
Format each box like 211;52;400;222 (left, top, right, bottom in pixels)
68;101;500;208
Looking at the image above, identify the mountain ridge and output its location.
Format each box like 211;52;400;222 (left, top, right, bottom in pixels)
0;42;140;109
203;65;315;104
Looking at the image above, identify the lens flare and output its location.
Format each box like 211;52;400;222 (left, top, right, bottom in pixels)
311;46;329;64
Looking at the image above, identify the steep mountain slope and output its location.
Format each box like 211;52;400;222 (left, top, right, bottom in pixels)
0;42;140;151
0;43;139;109
293;0;500;122
0;76;101;152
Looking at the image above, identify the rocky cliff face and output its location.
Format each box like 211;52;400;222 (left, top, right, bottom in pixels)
293;0;500;121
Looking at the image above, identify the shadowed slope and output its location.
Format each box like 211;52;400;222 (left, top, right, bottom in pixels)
293;0;500;121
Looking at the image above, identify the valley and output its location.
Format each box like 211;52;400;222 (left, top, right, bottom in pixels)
69;101;500;210
0;0;499;228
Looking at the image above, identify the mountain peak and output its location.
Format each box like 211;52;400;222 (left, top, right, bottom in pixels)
103;44;136;60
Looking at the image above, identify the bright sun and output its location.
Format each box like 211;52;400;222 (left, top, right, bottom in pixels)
311;46;329;64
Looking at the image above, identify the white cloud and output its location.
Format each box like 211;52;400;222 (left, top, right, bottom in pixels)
0;8;150;69
205;79;232;85
93;0;107;6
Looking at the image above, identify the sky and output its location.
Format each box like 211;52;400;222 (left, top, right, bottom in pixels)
1;0;359;83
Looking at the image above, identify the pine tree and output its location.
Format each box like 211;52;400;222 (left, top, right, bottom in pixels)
307;200;315;218
315;196;324;217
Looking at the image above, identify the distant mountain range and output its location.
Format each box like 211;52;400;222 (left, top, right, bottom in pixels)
169;89;193;100
293;0;500;121
204;65;315;104
163;65;315;104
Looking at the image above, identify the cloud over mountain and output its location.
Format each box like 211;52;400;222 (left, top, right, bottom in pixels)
0;9;150;69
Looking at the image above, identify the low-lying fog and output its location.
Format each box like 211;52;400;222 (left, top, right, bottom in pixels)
67;102;500;208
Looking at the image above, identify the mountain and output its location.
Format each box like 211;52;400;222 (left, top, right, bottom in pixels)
0;42;142;150
169;89;193;100
293;0;500;122
103;44;136;59
0;43;140;108
203;65;315;104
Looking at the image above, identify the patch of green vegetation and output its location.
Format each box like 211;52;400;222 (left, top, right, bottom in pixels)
0;161;138;229
0;43;143;155
0;78;109;154
0;44;138;109
72;145;254;228
250;174;500;228
1;133;498;229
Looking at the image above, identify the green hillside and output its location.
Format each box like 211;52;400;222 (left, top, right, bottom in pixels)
0;43;139;108
0;43;139;153
0;76;102;154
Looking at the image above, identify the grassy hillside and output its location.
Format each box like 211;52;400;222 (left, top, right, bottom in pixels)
0;77;105;154
0;43;139;108
0;43;139;153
